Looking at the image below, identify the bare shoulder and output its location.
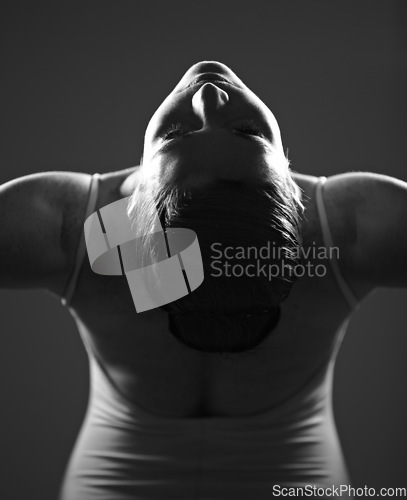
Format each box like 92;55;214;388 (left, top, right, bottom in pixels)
55;171;94;253
294;170;407;235
292;170;407;207
291;171;407;298
53;171;95;296
322;171;407;293
324;170;407;201
323;171;407;243
0;170;89;208
0;170;92;295
12;170;94;255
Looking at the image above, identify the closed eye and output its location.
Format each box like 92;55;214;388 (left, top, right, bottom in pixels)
154;126;272;158
160;123;189;140
231;119;264;138
160;119;265;141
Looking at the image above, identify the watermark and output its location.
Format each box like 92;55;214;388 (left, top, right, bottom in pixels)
82;192;340;313
83;196;204;313
272;484;407;497
210;241;340;261
209;241;340;280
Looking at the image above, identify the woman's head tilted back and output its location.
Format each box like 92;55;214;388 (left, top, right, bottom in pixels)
128;61;304;354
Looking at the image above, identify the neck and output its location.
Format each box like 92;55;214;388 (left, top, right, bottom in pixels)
120;166;141;197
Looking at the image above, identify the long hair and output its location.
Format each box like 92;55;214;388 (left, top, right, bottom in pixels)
127;159;304;354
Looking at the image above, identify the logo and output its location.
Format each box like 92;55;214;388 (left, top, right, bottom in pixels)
84;196;204;312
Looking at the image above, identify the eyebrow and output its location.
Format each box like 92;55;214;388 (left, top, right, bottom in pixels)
153;130;272;159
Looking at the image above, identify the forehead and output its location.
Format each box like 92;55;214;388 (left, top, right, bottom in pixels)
146;130;284;188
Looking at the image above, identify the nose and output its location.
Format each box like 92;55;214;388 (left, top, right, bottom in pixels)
191;83;229;125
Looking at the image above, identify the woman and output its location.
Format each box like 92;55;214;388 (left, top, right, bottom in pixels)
1;61;406;500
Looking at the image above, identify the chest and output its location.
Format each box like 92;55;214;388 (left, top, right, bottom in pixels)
71;258;347;417
65;173;351;417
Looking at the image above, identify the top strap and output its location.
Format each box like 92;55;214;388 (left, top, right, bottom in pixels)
61;173;101;308
315;176;359;311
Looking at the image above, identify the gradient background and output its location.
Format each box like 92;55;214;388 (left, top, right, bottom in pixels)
1;1;406;499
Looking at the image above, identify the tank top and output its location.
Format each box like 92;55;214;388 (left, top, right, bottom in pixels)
59;173;359;500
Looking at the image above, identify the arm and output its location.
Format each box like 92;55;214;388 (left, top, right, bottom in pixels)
0;172;72;295
324;172;407;299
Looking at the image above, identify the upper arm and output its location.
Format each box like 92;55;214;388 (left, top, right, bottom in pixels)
0;171;91;296
325;172;407;294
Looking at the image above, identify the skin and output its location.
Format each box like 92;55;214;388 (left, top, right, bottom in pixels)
139;61;290;190
2;62;407;500
122;60;407;301
1;61;407;419
1;60;407;300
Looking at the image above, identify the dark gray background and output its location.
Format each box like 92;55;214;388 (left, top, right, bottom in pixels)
1;1;406;499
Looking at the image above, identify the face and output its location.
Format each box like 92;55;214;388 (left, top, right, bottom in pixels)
142;61;288;188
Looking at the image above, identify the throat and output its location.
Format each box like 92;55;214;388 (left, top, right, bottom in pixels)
119;168;141;197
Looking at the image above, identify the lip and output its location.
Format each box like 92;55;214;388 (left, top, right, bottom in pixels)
184;73;236;91
190;61;231;75
194;73;231;83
